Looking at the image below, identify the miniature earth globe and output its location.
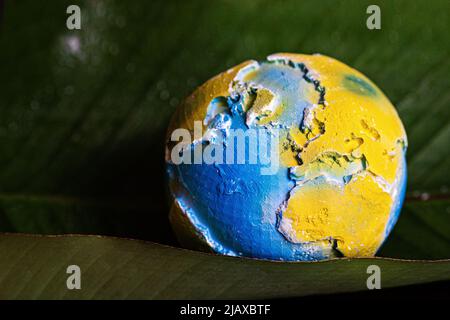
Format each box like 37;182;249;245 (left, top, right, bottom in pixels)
165;53;407;261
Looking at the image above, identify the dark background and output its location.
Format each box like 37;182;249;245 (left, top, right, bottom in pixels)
0;0;448;300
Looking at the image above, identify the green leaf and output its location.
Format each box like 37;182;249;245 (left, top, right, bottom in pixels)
0;234;449;299
0;0;449;298
379;200;450;259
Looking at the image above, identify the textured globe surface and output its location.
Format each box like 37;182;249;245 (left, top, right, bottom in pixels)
165;53;407;261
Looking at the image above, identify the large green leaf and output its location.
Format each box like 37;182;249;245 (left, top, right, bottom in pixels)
0;234;449;299
0;0;449;298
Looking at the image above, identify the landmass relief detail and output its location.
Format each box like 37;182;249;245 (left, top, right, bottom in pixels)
166;53;407;261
